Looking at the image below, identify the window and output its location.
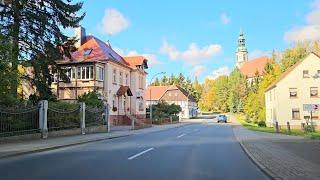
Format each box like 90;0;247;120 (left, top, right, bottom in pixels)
83;48;92;56
119;72;123;85
303;70;309;78
289;88;297;98
113;69;117;83
310;87;318;97
59;67;75;81
125;74;129;85
292;109;300;120
78;66;93;80
96;67;104;81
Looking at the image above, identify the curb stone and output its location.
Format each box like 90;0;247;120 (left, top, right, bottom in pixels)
232;126;278;180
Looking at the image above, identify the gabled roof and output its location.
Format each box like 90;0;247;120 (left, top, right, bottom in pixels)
265;52;320;92
145;86;168;101
239;56;270;78
123;56;148;69
145;85;196;102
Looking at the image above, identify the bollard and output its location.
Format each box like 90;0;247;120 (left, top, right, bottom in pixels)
275;121;280;133
287;121;291;133
170;116;173;124
80;102;86;135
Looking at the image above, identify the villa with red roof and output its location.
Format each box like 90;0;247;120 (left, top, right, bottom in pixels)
235;31;270;82
51;26;148;123
145;85;198;119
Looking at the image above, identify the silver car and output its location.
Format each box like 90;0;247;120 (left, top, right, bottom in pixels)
217;115;227;123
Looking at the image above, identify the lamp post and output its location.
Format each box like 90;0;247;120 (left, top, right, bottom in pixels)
149;72;165;123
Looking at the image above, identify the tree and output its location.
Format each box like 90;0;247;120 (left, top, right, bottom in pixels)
244;60;281;122
0;0;85;99
198;78;215;112
214;76;229;112
227;69;247;113
280;43;308;72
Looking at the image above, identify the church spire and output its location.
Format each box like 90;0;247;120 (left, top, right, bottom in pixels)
236;29;248;68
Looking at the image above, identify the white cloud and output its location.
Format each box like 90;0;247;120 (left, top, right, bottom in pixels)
220;13;231;25
191;65;206;77
101;8;129;35
249;50;270;59
206;66;231;80
160;39;222;65
114;47;162;67
284;0;320;42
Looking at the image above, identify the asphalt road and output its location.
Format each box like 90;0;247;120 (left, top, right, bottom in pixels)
0;121;269;180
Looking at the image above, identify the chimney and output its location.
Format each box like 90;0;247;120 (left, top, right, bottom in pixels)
75;26;86;48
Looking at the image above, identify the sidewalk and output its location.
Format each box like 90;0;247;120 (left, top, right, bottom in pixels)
231;116;320;180
0;122;191;159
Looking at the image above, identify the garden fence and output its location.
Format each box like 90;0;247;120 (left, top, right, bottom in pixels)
0;100;110;139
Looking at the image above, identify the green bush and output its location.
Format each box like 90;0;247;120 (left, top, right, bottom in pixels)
304;125;315;133
257;120;266;127
78;91;104;108
151;101;182;120
47;101;81;130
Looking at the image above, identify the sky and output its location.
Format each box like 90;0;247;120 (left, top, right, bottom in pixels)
65;0;319;83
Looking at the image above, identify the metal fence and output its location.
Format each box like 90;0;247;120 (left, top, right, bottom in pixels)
47;104;81;131
0;105;39;137
85;107;105;127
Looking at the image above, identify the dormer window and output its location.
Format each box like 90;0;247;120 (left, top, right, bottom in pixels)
83;48;92;56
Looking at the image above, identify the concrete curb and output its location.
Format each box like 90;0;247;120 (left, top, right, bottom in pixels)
0;123;191;160
231;127;278;180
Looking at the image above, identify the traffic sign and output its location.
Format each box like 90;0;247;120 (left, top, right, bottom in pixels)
303;104;320;111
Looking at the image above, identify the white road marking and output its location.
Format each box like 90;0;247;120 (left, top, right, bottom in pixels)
177;133;186;138
128;148;154;160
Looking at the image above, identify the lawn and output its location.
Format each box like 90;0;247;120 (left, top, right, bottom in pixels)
235;114;320;140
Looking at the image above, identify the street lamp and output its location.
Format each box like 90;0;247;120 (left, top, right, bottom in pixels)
149;72;165;122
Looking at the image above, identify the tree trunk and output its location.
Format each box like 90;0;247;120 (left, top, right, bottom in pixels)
10;0;21;98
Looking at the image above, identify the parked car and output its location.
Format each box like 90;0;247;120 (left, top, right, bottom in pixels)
217;115;227;123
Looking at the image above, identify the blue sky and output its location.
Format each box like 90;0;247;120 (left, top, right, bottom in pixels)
66;0;318;83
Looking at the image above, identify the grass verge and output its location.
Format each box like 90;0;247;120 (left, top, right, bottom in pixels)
235;113;320;140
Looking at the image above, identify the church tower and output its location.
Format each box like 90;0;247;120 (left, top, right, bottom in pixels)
236;30;248;68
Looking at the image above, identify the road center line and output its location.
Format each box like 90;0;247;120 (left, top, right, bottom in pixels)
177;133;186;138
128;148;154;160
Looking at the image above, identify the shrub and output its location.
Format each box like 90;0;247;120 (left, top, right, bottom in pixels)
304;125;315;133
151;101;182;120
78;91;104;108
257;120;266;127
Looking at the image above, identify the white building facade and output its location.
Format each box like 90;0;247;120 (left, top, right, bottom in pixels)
265;53;320;129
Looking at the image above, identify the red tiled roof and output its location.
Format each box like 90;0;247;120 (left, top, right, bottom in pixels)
65;36;127;65
145;86;168;101
145;85;196;102
239;56;270;78
123;56;148;69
